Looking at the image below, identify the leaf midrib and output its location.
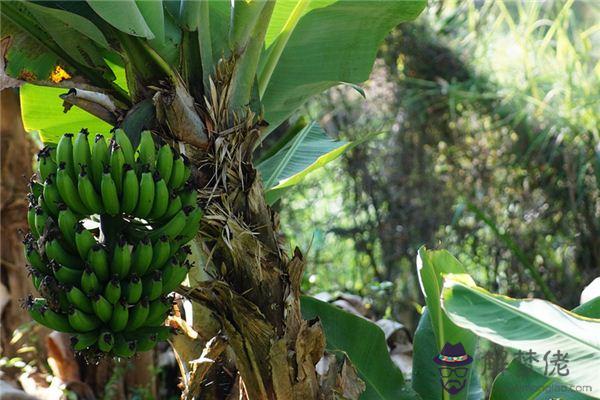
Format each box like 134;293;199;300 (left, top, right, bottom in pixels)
449;282;600;353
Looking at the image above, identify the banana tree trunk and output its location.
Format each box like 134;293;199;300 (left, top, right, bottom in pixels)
164;75;354;400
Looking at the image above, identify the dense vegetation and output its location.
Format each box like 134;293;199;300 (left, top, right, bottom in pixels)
0;1;598;399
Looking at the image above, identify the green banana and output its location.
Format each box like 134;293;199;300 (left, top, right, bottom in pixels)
104;276;121;304
148;208;186;241
125;298;149;332
131;237;152;276
178;181;197;208
57;203;78;250
27;204;38;237
25;297;47;325
120;164;139;214
109;141;125;195
37;194;51;216
181;154;192;184
142;270;163;301
56;162;88;215
125;274;143;304
29;178;43;199
81;266;101;293
97;331;114;353
136;131;156;167
101;164;120;215
162;259;189;294
46;237;82;269
26;244;49;274
44;307;73;332
51;261;83;285
109;298;129;332
149;173;169;220
56;133;76;179
111;236;131;278
42;174;61;216
91;294;113;323
30;269;43;291
113;129;135;168
156;144;173;184
54;284;71;312
160;192;182;222
91;135;109;191
33;206;48;239
66;284;94;314
133;332;157;352
169;153;185;190
88;244;110;282
72;331;98;351
68;307;101;332
77;167;104;214
176;245;192;264
144;296;173;327
153;326;173;342
134;166;155;218
38;148;57;182
26;297;72;332
75;222;96;259
177;206;203;244
113;336;136;358
73;129;91;171
149;236;170;271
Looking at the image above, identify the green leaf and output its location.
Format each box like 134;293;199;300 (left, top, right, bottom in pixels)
178;0;202;31
412;308;483;400
86;0;154;38
442;280;600;398
489;296;600;400
23;2;109;49
1;3;68;84
20;84;113;144
256;122;350;203
301;296;419;400
415;248;478;400
136;0;165;42
260;0;426;131
23;2;111;71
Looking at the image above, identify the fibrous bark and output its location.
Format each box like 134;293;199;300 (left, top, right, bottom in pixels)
166;63;357;400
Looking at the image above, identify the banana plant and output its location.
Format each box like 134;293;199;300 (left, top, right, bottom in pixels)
1;0;426;398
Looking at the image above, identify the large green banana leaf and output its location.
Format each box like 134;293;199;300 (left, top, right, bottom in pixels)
258;0;426;132
414;248;479;400
257;121;350;203
442;279;600;399
489;296;600;400
20;84;112;143
4;0;425;128
301;296;420;400
412;308;483;400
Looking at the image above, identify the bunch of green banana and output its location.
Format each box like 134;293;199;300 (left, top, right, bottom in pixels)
24;129;201;358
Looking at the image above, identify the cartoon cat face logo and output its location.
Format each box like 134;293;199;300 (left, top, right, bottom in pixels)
433;342;473;395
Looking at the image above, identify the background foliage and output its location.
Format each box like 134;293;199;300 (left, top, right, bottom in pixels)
275;0;599;391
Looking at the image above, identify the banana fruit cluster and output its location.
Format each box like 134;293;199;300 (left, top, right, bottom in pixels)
24;129;202;358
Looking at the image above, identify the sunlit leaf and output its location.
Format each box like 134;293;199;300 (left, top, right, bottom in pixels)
260;0;426;131
412;308;483;400
86;0;154;38
414;249;479;400
20;84;113;144
490;296;600;400
442;279;600;399
257;121;350;203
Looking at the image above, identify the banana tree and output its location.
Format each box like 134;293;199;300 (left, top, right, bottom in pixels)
1;1;425;398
